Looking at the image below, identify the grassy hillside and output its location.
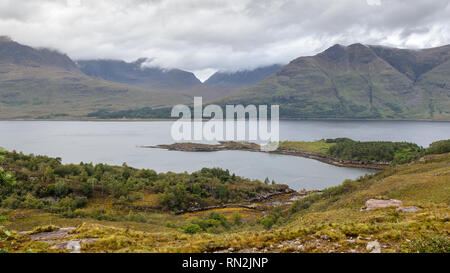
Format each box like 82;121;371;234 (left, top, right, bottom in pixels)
278;140;334;154
0;64;191;119
219;44;450;120
0;146;448;253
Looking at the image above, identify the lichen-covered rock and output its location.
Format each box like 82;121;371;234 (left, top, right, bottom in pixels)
362;199;403;211
396;206;421;213
29;227;76;241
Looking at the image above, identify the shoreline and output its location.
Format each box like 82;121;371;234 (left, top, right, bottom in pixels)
1;118;450;122
146;142;389;170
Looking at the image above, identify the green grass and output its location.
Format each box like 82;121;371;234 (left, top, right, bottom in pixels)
278;140;335;154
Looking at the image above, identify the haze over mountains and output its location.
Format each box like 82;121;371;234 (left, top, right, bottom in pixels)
77;59;283;99
205;65;282;86
77;59;201;92
203;64;283;98
0;36;449;120
221;43;450;120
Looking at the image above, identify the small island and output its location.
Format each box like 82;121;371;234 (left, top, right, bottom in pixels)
146;138;425;170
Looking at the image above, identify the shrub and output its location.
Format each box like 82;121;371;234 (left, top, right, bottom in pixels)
288;193;321;214
126;212;147;223
260;217;275;230
54;181;69;198
81;181;94;197
165;221;177;228
0;167;15;189
192;213;230;232
183;223;202;234
43;166;55;182
1;195;21;209
268;207;283;223
57;196;88;212
231;212;243;226
22;193;44;209
407;235;450;253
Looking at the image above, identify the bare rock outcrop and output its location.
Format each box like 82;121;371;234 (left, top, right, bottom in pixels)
29;227;76;241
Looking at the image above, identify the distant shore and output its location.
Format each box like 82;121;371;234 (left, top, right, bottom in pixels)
1;117;450;122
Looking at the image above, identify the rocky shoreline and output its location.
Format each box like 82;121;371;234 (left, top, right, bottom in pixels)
145;141;389;170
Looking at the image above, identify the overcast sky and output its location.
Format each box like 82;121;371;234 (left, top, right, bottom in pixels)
1;0;450;81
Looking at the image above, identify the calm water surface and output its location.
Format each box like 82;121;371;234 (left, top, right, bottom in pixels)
0;120;449;190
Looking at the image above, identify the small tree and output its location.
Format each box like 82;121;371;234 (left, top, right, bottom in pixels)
0;167;15;189
43;166;55;183
54;181;69;198
184;223;202;234
260;217;274;230
231;212;243;226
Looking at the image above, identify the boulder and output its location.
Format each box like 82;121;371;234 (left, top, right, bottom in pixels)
29;227;76;241
396;206;421;213
366;240;381;253
52;238;99;253
362;199;403;211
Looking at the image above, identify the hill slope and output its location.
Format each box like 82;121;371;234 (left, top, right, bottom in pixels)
1;149;448;253
202;64;282;97
220;44;450;120
0;37;187;119
205;65;283;86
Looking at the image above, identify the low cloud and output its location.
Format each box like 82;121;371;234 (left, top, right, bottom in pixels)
0;0;449;75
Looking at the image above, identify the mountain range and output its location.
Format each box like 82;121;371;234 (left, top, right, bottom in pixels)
0;36;449;120
0;36;190;119
77;59;283;100
77;58;201;92
220;43;450;120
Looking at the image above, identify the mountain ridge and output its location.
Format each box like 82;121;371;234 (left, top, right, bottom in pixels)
0;37;449;120
77;58;202;92
0;38;189;119
219;43;450;120
0;36;79;72
205;64;283;86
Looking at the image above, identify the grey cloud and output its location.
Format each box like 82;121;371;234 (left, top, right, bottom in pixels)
0;0;449;75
